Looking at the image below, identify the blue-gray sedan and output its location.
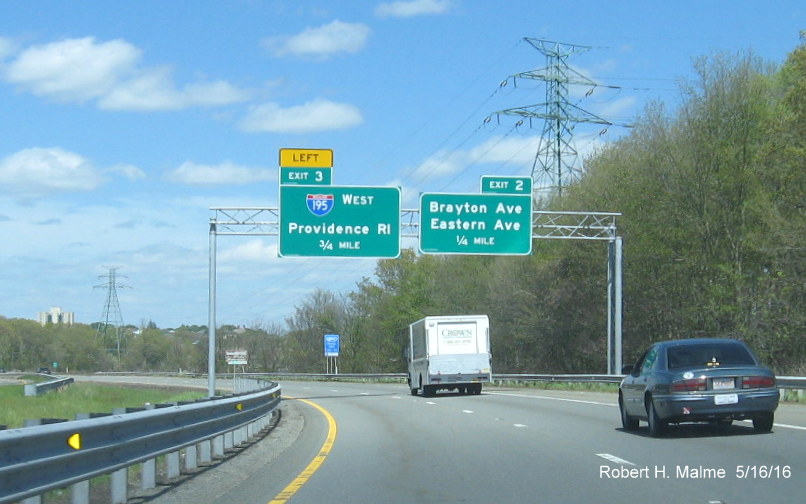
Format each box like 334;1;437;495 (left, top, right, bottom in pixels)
619;338;779;437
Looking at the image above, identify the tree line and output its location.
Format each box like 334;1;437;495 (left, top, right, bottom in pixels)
1;41;803;376
283;41;804;376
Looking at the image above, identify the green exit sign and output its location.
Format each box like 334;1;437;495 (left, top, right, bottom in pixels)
419;192;532;255
481;175;532;194
279;185;401;258
280;167;332;185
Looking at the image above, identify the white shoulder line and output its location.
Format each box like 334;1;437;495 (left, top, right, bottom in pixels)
487;391;617;407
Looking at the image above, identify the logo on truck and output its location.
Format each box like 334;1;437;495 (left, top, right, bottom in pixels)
441;329;474;338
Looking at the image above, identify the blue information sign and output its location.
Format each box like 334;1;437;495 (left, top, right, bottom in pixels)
324;334;340;357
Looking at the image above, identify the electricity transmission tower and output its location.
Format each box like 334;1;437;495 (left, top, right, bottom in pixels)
494;38;626;202
94;267;130;362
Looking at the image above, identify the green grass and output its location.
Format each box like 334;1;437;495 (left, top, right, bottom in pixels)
490;380;620;393
0;382;205;428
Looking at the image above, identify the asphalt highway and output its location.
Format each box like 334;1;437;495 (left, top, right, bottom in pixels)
132;379;805;504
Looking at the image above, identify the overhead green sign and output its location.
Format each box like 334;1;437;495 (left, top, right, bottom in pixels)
481;175;532;195
280;167;332;185
280;185;401;258
419;192;532;255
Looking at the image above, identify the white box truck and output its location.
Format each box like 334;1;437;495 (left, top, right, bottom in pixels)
407;315;492;396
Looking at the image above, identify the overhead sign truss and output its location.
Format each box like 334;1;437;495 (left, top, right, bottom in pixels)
203;148;623;397
210;207;619;241
533;210;620;241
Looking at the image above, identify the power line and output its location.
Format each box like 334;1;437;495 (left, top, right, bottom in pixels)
492;38;633;202
94;266;130;362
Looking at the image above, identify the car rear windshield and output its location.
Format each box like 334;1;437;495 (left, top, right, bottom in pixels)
667;342;756;370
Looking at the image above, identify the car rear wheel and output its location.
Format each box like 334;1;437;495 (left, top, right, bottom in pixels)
753;412;774;433
647;398;666;437
619;395;639;431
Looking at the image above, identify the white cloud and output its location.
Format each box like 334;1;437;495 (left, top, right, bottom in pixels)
2;36;249;111
5;37;140;102
593;95;637;123
0;37;17;60
263;20;370;60
239;98;363;134
219;239;277;263
99;67;250;111
0;147;104;195
375;0;454;18
166;160;275;186
411;135;540;181
108;163;147;180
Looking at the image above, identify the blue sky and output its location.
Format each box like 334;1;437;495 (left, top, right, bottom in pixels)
0;1;802;328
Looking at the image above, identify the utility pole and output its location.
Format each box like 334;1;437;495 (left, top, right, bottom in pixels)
94;267;130;362
494;38;626;203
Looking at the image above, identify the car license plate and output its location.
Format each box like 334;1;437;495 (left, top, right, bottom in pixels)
712;377;735;390
715;393;739;405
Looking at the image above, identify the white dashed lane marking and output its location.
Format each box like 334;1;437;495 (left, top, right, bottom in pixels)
596;453;636;465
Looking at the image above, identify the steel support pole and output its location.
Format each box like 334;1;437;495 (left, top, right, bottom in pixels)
614;236;623;374
607;236;624;375
607;239;614;375
208;223;217;397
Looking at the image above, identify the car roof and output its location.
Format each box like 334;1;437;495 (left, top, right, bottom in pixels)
653;338;747;348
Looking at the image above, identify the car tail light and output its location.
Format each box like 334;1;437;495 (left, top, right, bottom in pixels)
671;378;707;392
741;376;776;389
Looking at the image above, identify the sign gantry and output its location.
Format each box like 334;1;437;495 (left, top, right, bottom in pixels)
205;147;623;397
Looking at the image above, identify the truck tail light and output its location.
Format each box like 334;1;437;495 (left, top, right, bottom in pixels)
671;378;707;392
741;376;776;389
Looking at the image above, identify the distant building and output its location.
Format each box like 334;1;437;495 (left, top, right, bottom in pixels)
39;307;75;326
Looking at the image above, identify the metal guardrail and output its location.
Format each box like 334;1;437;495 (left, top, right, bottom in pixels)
0;379;281;504
24;376;74;397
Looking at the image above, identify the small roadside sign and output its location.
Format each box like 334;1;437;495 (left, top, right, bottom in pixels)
324;334;340;357
225;350;248;366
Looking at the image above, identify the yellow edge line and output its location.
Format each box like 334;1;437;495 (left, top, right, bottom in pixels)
267;397;338;504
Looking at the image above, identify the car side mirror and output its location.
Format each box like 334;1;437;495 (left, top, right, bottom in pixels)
621;364;634;375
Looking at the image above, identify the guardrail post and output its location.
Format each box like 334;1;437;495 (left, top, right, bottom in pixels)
71;480;89;504
142;458;156;490
199;440;212;464
110;468;127;504
166;451;180;479
185;445;198;471
213;434;225;458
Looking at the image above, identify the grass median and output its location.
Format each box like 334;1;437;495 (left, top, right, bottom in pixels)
0;380;205;429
